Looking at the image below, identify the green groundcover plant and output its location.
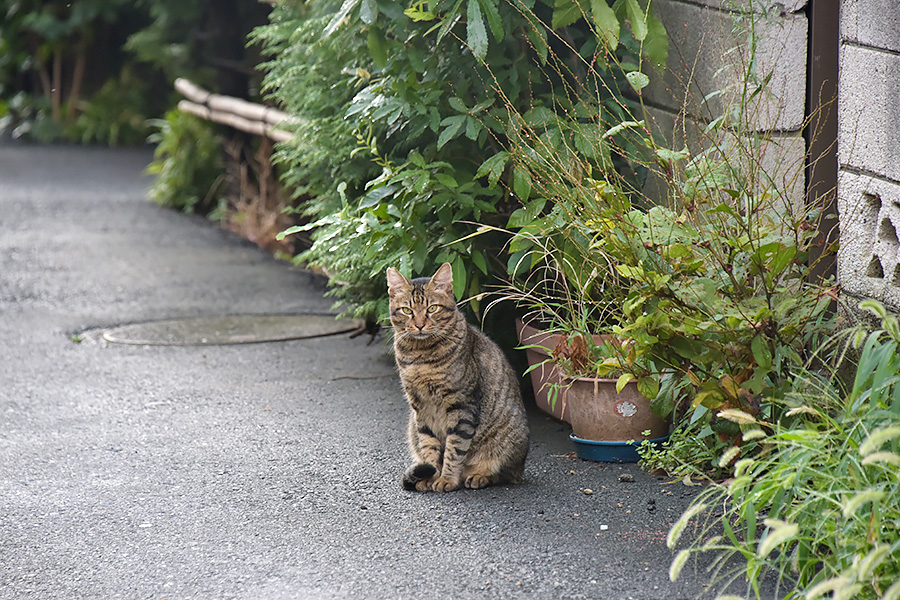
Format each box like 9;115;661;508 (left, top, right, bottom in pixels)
666;300;900;600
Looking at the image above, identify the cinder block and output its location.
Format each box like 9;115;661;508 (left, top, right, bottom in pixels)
837;170;900;309
647;0;807;131
838;44;900;184
677;0;808;14
841;0;900;50
642;105;806;211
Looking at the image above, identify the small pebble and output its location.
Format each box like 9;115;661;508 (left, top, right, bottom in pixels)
583;488;594;495
618;473;634;483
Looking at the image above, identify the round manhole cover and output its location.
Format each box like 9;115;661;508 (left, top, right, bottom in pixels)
101;314;364;346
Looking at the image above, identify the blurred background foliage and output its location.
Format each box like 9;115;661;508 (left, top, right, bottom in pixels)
0;0;269;145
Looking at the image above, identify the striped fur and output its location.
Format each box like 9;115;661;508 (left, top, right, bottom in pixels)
387;263;529;492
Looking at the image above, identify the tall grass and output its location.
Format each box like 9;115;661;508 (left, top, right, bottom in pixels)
668;300;900;600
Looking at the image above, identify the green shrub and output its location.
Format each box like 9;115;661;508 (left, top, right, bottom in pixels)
256;0;665;321
146;110;224;214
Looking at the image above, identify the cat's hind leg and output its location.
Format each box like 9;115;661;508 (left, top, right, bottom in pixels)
461;448;526;489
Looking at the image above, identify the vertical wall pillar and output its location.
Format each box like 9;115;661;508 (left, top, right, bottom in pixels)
806;0;839;285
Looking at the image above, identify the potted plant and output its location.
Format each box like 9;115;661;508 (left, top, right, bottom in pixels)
550;332;670;462
498;203;671;461
505;213;628;423
477;0;834;469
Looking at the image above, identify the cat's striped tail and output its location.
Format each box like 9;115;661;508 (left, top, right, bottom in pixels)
402;463;437;491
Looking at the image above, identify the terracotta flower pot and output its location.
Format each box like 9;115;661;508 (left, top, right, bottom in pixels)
514;318;609;423
515;318;568;422
561;376;668;442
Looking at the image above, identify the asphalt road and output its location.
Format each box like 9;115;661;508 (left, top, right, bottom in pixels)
1;144;726;599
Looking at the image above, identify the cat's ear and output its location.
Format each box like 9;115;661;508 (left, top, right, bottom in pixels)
386;267;409;297
429;262;454;293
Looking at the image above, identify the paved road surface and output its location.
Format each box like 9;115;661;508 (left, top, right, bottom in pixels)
1;144;724;599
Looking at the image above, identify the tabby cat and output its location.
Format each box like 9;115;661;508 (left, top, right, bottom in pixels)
386;262;529;492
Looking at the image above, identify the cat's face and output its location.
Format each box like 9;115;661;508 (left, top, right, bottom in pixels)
386;263;457;339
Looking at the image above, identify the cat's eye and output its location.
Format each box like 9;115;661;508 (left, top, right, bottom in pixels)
426;305;441;314
398;307;413;316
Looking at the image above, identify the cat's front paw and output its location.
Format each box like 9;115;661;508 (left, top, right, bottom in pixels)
464;473;492;489
415;476;438;492
431;477;459;492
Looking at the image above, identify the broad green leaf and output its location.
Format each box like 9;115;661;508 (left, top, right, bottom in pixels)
637;376;659;400
626;70;649;92
513;167;532;202
602;119;644;139
590;0;619;48
507;208;532;229
766;244;797;282
669;336;704;362
525;17;549;63
552;0;585;29
476;0;504;41
437;115;466;149
449;96;467;112
507;197;545;228
616;264;645;280
359;184;397;208
360;0;379;22
507;248;530;278
471;250;488;275
664;244;692;259
407;151;426;167
655;147;690;162
475;151;509;187
433;173;458;188
367;27;388;67
464;115;481;140
324;0;362;38
751;335;772;370
616;373;635;393
523;106;555;127
623;0;647;41
643;5;668;69
467;0;489;59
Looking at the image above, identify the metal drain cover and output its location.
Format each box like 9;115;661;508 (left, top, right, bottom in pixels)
101;314;363;346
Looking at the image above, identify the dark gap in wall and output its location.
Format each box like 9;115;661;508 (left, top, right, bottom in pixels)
867;255;885;279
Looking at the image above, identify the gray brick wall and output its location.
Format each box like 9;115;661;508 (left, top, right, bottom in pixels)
838;0;900;307
646;0;808;207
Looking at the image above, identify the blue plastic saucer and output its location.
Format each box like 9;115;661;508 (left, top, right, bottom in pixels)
569;434;669;463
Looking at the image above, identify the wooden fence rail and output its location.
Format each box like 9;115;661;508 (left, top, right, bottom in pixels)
175;77;299;142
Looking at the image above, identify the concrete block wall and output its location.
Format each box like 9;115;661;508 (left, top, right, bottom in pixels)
645;0;808;208
838;0;900;308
